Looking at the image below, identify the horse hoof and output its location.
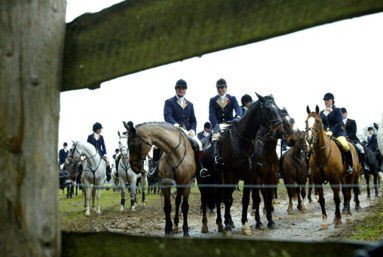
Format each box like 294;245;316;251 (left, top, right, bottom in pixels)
201;225;209;234
96;210;101;215
183;232;190;237
287;208;293;215
120;206;124;212
333;219;343;228
142;202;147;206
242;224;252;236
321;223;329;230
85;210;90;216
131;206;136;212
355;205;362;211
217;224;224;233
267;222;276;229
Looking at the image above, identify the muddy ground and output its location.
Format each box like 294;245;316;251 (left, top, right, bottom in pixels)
60;178;382;241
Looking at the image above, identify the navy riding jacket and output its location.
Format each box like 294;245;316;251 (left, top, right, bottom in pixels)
164;96;197;131
367;134;379;152
58;149;68;165
319;106;346;138
209;94;242;128
344;118;359;142
87;134;107;156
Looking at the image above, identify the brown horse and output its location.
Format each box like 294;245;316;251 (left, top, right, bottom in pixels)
124;121;195;236
281;130;308;214
305;105;361;228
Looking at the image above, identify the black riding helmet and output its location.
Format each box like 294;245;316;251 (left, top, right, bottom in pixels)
93;122;103;132
216;78;227;87
175;79;187;89
323;92;335;101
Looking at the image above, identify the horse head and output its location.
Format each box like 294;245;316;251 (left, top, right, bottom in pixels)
253;92;284;139
117;131;130;162
280;107;296;146
305;105;323;145
123;121;152;173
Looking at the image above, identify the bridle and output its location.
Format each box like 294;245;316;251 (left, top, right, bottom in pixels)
69;143;103;173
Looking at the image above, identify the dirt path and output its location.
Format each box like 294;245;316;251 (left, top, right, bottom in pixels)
62;182;381;241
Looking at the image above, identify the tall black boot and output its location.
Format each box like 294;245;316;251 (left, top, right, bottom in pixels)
196;151;209;177
360;153;369;172
344;150;353;174
106;165;112;181
212;140;223;166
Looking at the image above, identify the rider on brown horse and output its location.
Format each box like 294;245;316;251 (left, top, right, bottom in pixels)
319;93;353;174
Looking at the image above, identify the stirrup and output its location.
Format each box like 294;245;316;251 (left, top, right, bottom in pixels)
345;166;353;174
364;165;370;172
214;156;223;164
199;168;210;178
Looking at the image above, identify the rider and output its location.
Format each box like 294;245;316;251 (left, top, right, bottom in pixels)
87;122;112;182
319;93;353;174
240;94;253;115
367;126;382;168
163;79;208;175
209;78;242;165
341;107;369;171
197;122;212;140
58;142;69;166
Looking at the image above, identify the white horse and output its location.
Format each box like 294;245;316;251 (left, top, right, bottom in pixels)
66;141;107;216
116;131;147;211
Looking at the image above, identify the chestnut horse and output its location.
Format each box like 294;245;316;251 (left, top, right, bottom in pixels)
281;130;308;214
199;94;285;233
124;121;195;236
306;105;361;228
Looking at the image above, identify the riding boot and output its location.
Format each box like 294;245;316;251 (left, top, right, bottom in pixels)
106;165;112;181
344;150;353;174
197;151;209;177
212;140;223;166
360;153;369;172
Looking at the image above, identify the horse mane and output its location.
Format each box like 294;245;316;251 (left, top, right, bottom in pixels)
136;121;179;131
240;95;278;121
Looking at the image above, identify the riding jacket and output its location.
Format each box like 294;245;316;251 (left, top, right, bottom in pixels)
367;134;379;152
164;96;197;132
209;94;242;128
343;118;359;143
87;134;107;156
319;105;346;138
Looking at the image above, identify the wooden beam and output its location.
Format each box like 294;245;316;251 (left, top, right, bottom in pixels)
0;1;66;256
62;0;383;91
62;232;373;257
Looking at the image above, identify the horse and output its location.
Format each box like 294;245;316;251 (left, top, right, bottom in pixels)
124;121;195;236
147;157;160;194
363;145;381;198
199;93;285;234
305;105;361;228
281;130;308;214
244;108;295;233
115;131;147;211
66;141;107;216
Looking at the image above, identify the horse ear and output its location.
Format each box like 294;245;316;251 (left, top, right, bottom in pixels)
118;131;121;137
255;92;265;102
123;121;129;130
306;105;311;114
315;105;320;114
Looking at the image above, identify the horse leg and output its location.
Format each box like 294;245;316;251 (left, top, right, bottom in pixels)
96;188;101;215
253;188;263;228
91;187;96;212
241;184;251;235
162;188;172;235
374;174;379;197
353;182;361;211
331;184;342;227
181;188;191;237
300;183;307;212
120;178;126;211
365;173;371;198
141;174;146;204
264;188;275;228
307;179;313;203
215;189;224;232
85;185;91;216
173;190;182;233
130;176;137;211
341;185;348;213
285;179;294;214
296;185;303;211
223;188;235;231
200;188;209;234
315;183;327;228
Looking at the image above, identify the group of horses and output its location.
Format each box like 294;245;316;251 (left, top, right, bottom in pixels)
63;93;381;237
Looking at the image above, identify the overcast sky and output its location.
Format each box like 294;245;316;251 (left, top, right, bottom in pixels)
60;1;383;155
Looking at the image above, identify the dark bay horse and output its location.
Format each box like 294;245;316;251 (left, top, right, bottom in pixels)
306;105;361;228
199;93;285;233
243;108;295;233
124;121;195;236
364;145;381;198
281;131;308;214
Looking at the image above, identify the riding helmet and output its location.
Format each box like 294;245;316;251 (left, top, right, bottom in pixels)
175;79;187;89
92;122;103;132
241;94;253;106
323;92;334;101
340;107;347;113
216;78;227;87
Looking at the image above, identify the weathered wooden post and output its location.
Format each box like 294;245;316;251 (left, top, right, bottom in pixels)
0;1;66;257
